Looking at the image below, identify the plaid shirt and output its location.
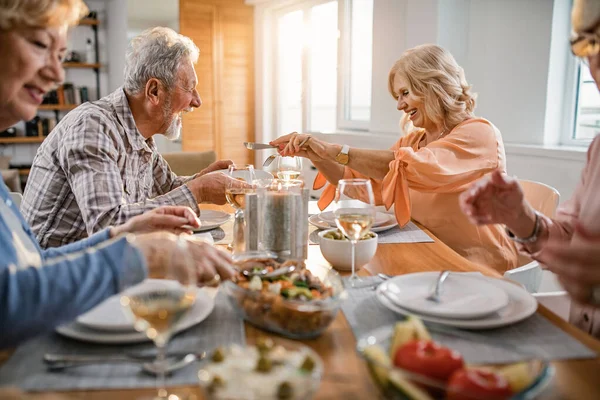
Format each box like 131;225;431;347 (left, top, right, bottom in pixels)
22;88;199;248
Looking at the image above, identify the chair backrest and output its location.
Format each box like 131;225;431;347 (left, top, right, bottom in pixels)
9;192;22;209
161;150;217;176
519;179;560;218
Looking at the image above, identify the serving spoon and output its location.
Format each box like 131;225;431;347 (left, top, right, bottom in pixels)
241;263;297;279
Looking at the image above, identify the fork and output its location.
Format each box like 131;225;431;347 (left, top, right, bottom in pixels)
262;136;312;168
426;270;450;303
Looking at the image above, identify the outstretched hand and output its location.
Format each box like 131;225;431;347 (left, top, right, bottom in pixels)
111;206;200;237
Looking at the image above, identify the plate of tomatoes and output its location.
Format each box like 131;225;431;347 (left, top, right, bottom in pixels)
357;316;553;400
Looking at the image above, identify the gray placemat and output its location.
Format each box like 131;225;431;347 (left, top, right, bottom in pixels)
0;290;245;392
310;222;434;244
341;276;596;364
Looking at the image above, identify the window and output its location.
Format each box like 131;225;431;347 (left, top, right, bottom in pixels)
572;62;600;142
274;0;373;135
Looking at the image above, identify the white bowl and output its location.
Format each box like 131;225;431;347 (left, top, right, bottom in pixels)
318;228;378;272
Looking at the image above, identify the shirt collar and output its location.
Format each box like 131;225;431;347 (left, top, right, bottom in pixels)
111;87;157;153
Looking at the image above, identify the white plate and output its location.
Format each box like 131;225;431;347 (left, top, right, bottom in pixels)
318;211;391;228
382;272;510;319
64;286;216;343
376;275;537;329
193;210;231;232
205;169;273;181
309;214;398;233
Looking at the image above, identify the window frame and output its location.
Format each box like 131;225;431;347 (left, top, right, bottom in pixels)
564;55;597;146
270;0;372;136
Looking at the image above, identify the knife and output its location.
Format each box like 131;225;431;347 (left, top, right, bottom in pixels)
43;350;206;364
244;142;277;150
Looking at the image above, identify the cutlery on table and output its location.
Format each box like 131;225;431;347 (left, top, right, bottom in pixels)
425;270;450;303
43;352;205;375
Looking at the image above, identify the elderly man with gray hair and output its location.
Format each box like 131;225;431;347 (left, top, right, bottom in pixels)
22;27;242;248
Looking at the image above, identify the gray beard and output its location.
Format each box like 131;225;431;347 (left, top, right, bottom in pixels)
163;115;181;141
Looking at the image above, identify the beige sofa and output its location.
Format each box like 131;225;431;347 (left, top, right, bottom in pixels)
161;150;217;176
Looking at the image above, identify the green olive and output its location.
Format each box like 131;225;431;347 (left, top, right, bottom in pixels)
256;355;273;373
277;381;294;399
256;337;275;354
211;347;225;363
300;355;316;373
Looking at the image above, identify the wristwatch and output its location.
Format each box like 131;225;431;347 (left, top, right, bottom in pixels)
335;144;350;165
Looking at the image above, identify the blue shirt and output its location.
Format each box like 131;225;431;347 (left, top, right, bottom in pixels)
0;180;146;348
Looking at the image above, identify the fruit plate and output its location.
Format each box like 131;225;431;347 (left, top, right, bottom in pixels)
356;318;553;400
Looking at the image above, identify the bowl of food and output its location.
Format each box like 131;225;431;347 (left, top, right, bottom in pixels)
222;258;346;339
318;228;378;271
198;339;323;400
357;316;553;400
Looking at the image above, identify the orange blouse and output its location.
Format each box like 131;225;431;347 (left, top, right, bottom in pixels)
314;118;520;273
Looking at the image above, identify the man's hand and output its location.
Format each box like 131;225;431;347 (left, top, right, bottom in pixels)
196;159;234;177
186;172;251;204
132;232;236;285
111;206;200;237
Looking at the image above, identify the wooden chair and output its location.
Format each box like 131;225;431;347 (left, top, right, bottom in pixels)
503;179;570;320
161;150;217;177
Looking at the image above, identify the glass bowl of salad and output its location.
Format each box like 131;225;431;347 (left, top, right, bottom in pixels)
222;258;346;339
356;317;553;400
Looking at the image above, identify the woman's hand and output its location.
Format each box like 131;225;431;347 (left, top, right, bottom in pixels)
270;132;336;161
459;170;536;237
133;232;236;286
111;206;200;237
535;222;600;306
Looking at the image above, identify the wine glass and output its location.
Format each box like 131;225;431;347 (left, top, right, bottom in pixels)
120;236;197;400
226;164;255;254
276;156;302;181
333;179;376;286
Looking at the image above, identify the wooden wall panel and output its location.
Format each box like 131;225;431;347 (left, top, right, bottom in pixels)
179;0;254;165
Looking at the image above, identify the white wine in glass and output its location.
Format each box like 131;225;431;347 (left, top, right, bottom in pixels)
121;237;197;400
276;156;302;181
334;179;376;286
226;164;255;254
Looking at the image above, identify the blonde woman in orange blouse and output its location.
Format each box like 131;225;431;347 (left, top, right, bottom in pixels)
271;44;520;273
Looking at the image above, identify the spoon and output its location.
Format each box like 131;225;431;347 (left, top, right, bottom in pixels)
45;352;203;375
426;270;450;303
243;264;296;279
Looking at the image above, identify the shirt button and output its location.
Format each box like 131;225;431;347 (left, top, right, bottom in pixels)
584;313;590;323
5;198;12;207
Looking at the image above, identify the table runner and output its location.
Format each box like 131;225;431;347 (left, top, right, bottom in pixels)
0;290;245;391
340;276;596;365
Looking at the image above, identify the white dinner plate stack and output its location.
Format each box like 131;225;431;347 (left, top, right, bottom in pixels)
309;211;399;233
56;281;216;344
376;272;538;329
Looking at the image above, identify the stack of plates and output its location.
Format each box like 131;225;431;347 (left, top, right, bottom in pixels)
56;281;216;344
376;272;538;329
309;211;398;233
190;210;231;232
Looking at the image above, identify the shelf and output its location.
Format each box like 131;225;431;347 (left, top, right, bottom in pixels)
79;18;99;26
18;168;31;176
38;104;78;111
0;137;45;144
63;62;101;69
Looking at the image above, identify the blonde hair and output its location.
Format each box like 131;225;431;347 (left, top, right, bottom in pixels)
388;44;476;134
124;27;200;95
0;0;88;30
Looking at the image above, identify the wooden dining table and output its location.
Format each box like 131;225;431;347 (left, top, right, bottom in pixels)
1;204;600;400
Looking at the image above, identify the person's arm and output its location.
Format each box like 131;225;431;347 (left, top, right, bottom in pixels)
58;117;200;235
0;236;146;349
41;229;112;259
